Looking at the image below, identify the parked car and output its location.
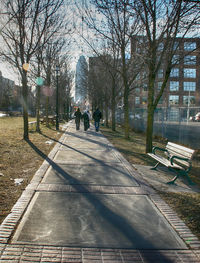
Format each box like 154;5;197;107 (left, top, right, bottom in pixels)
190;112;200;122
195;112;200;122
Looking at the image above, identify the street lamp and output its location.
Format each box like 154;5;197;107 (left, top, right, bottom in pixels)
55;65;60;130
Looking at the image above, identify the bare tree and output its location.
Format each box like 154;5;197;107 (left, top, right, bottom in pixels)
80;0;142;138
0;0;64;140
131;0;200;152
58;57;74;121
41;38;67;127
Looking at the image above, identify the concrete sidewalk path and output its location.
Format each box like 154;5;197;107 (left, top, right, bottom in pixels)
0;121;200;262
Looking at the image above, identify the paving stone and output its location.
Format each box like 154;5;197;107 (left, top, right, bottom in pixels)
13;192;186;249
21;256;41;262
42;163;138;187
54;149;121;164
0;260;19;263
1;254;21;260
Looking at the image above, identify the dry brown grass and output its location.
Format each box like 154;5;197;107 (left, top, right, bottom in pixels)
101;125;200;240
0;116;63;224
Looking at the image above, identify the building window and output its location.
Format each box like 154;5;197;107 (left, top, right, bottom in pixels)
142;72;147;79
157;82;162;90
173;42;179;51
158;42;164;51
169;95;179;105
158;69;163;78
135;97;140;104
142;97;147;104
183;96;195;105
135;88;140;93
158;96;163;104
184;55;196;65
184;42;196;51
184;68;196;78
136;73;140;80
170;81;179;91
170;68;179;77
169;108;179;121
143;84;148;91
183;82;196;91
172;55;179;65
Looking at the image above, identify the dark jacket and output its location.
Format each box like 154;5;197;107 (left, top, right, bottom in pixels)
82;111;89;122
74;110;82;121
93;109;102;122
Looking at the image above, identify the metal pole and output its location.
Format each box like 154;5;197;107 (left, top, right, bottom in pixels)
187;90;190;125
56;70;59;130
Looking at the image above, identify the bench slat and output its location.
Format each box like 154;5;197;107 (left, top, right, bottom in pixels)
147;153;183;170
166;148;192;159
166;142;195;159
165;142;195;167
29;121;36;125
29;121;37;130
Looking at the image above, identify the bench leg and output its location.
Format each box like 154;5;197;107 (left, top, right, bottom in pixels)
182;170;195;185
167;174;179;185
150;162;160;170
167;169;195;185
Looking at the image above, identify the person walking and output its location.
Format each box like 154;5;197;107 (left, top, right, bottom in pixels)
93;108;102;132
87;110;91;129
74;107;82;130
82;110;90;131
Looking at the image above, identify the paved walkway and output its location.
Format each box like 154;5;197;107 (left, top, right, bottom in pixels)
0;121;200;262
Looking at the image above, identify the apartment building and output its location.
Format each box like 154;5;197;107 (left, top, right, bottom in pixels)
0;70;15;110
131;37;200;121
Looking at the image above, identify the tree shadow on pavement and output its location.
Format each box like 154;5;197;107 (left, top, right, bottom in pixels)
25;138;176;261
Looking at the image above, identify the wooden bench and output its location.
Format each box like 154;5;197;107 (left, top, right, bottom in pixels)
148;142;195;185
41;116;56;125
29;121;37;130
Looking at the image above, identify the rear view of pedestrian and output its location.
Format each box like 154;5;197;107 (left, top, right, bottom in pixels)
82;110;90;131
93;108;102;132
74;108;82;130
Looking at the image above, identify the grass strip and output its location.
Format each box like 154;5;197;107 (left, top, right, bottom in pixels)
101;125;200;240
0;117;63;224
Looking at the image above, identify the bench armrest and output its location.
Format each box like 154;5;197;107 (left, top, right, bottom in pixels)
152;146;170;158
170;155;192;171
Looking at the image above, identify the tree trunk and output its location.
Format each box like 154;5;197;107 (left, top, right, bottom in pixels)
45;72;51;127
111;81;116;131
36;85;41;132
124;84;129;139
105;99;109;127
22;72;29;140
66;97;70;121
121;44;129;139
145;77;155;153
56;74;59;130
45;96;50;127
146;105;154;153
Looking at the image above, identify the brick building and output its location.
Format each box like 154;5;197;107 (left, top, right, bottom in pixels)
131;37;200;121
0;70;15;110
